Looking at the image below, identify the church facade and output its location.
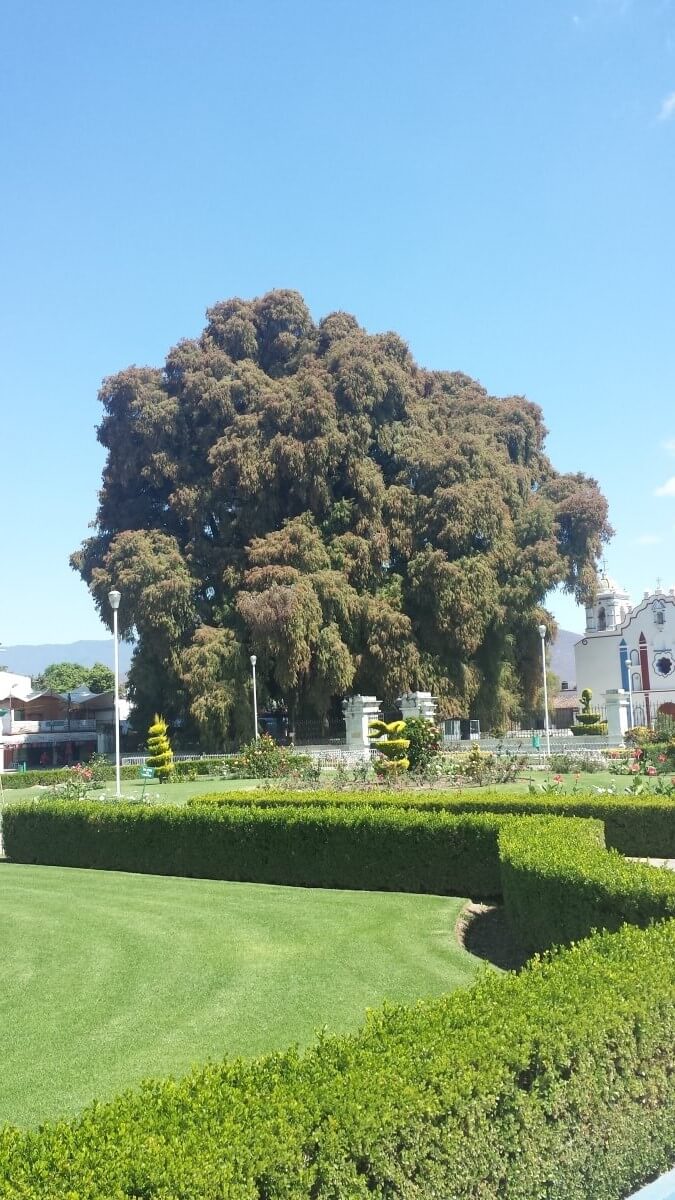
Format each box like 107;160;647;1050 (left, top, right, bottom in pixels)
574;575;675;728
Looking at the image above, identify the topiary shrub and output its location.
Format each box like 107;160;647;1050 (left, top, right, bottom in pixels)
146;715;174;781
571;687;608;736
369;719;410;776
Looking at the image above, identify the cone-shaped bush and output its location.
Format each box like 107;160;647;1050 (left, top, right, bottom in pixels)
146;714;174;781
369;719;410;775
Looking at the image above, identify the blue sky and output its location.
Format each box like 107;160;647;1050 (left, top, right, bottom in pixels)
2;0;674;648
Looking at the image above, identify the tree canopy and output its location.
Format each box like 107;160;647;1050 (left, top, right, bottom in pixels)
72;289;610;742
32;662;115;695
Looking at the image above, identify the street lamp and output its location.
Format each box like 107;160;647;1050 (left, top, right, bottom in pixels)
623;650;635;729
537;623;551;757
108;589;122;797
250;654;259;741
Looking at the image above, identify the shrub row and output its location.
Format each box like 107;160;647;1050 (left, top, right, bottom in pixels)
6;800;675;954
499;816;675;952
0;919;673;1198
2;799;505;897
172;757;227;780
0;764;138;790
188;785;675;856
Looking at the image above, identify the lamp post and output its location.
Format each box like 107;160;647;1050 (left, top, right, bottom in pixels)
537;623;551;757
250;655;259;741
623;651;635;729
108;589;122;797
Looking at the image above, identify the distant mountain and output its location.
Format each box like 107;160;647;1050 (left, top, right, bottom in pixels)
550;629;580;690
2;631;580;693
1;640;135;679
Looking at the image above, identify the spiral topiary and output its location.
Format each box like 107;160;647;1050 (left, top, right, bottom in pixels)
146;714;175;781
369;719;410;776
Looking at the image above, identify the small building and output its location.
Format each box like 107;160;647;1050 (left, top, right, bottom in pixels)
552;686;580;730
575;573;675;727
0;681;130;771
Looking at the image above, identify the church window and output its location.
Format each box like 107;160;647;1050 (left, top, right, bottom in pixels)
631;672;642;691
598;606;607;631
630;649;639;666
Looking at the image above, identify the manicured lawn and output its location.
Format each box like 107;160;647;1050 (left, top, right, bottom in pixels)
500;770;621;792
0;775;261;809
0;863;481;1127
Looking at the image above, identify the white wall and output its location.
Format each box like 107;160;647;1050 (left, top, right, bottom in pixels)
0;671;32;701
575;594;675;716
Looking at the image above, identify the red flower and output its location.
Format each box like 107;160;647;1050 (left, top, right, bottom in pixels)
658;754;667;763
553;774;563;783
630;764;640;773
647;766;657;776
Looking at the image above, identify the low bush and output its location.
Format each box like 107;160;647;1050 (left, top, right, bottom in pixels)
188;786;675;856
2;799;505;897
224;733;314;778
0;919;673;1198
0;764;137;790
548;751;605;773
402;715;442;771
442;744;527;784
172;757;227;780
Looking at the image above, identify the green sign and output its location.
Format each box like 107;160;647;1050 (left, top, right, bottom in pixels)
139;766;156;779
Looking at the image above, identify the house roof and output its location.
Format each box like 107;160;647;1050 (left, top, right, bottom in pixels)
553;690;579;711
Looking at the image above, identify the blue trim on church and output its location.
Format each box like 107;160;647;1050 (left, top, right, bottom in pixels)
619;638;630;691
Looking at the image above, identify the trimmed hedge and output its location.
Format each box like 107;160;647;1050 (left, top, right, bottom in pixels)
6;800;675;955
2;799;505;897
0;920;673;1198
500;815;675;952
189;785;675;856
172;757;227;779
0;764;137;790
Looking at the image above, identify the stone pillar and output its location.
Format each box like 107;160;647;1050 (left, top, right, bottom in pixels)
342;695;381;759
397;691;437;722
605;689;630;746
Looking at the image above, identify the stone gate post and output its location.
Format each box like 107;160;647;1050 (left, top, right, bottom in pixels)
342;695;381;759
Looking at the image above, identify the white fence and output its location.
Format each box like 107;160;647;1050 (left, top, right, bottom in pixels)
121;753;228;766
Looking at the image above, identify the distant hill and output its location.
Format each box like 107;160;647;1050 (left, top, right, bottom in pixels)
550;629;580;690
1;640;135;679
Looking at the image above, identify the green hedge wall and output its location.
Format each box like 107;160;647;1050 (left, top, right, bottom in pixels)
2;799;505;897
189;786;675;856
499;816;675;952
0;920;673;1199
0;765;138;790
6;800;675;955
172;757;228;779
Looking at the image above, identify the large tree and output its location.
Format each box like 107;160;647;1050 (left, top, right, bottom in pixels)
32;661;115;694
72;290;610;742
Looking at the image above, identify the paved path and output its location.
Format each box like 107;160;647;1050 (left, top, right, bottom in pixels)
630;858;675;872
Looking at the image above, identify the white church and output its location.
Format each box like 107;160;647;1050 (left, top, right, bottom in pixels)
574;573;675;728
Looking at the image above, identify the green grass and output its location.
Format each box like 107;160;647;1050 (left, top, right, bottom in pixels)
0;863;481;1128
0;776;261;808
0;770;632;810
497;770;620;792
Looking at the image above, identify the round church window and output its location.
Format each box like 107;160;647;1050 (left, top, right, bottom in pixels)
654;654;675;678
